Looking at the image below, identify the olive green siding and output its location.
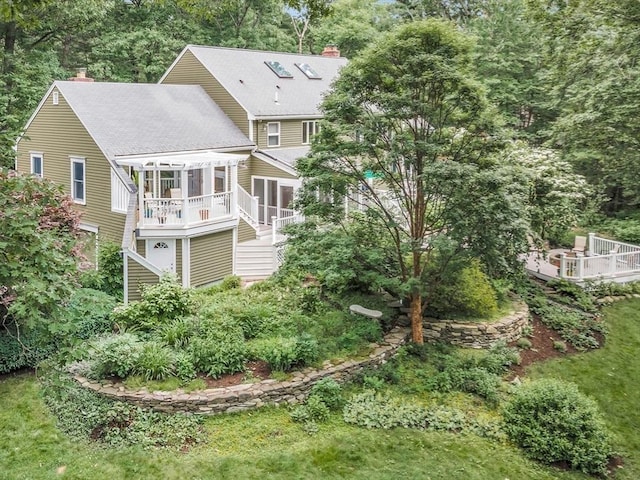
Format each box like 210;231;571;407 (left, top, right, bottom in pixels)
255;120;307;149
175;240;182;282
127;256;161;302
250;157;297;180
190;230;233;286
238;218;256;243
162;51;250;137
16;88;126;244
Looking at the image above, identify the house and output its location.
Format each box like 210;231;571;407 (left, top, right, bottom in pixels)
15;46;346;301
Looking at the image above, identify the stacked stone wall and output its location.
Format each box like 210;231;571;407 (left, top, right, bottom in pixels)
73;327;410;415
421;301;530;348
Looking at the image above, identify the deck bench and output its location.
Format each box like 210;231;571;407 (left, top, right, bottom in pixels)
349;304;383;320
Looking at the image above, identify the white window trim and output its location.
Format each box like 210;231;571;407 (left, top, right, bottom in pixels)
302;120;320;145
267;122;280;147
30;152;44;177
52;91;59;105
70;156;86;205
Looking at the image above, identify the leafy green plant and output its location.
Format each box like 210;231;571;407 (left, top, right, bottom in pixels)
188;319;246;378
516;337;532;349
427;259;498;319
173;351;197;383
309;378;344;411
553;340;567;352
134;341;174;381
39;365;203;449
89;333;142;379
502;379;613;475
113;277;193;332
155;316;197;348
248;335;318;372
290;395;330;424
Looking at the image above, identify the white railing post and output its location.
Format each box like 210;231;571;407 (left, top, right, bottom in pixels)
588;232;595;256
271;216;277;243
559;253;566;278
609;250;617;277
575;254;583;280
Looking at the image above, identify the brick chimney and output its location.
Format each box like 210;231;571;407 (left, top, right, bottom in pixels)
69;68;94;82
321;44;340;58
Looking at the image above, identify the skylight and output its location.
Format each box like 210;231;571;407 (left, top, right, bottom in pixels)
265;60;293;78
296;62;322;79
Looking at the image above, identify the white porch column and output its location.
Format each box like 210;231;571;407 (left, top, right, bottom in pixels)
231;164;238;216
609;250;617;277
559;253;566;279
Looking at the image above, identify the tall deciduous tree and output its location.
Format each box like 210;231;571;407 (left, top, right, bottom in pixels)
297;20;530;343
530;0;640;212
0;170;82;332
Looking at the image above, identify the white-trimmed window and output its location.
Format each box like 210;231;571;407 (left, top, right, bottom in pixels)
302;121;319;144
267;122;280;147
71;157;86;204
30;152;43;177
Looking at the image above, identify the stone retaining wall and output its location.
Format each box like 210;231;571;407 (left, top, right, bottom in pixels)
421;301;530;348
73;326;410;415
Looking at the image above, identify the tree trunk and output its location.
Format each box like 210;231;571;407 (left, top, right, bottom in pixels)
3;20;17;77
410;293;424;344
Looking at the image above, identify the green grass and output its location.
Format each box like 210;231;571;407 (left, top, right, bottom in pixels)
4;299;640;479
0;372;585;480
527;299;640;479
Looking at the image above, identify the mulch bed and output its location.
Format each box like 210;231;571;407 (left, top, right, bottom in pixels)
199;360;271;389
507;315;604;380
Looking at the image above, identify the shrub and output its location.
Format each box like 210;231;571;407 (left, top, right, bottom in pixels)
89;333;143;379
516;337;532;349
309;378;344;411
174;351;197;383
64;288;116;339
553;340;567;352
113;277;193;332
428;259;498;319
248;334;318;372
134;342;175;381
156;316;197;348
502;379;613;475
188;319;246;378
291;395;330;424
478;341;521;374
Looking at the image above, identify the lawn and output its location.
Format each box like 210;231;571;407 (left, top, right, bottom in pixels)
527;298;640;480
2;300;640;479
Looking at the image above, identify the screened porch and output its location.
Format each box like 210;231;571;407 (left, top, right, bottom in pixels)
117;151;246;229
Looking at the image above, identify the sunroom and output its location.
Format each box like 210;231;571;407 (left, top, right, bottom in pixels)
116;151;246;229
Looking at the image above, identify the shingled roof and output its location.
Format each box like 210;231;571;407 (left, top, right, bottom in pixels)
53;81;254;159
165;45;348;119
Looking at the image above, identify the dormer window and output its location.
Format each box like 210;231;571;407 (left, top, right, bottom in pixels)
265;61;293;78
296;63;321;79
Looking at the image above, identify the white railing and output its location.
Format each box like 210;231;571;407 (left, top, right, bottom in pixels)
272;210;303;244
139;191;233;228
558;233;640;281
237;185;259;227
111;169;129;213
588;233;640;256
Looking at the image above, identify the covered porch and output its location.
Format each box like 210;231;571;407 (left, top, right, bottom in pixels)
117;151;246;229
525;233;640;284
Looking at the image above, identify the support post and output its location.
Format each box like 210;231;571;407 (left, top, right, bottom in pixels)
271;216;277;244
588;232;596;256
559;253;566;278
609;250;617;277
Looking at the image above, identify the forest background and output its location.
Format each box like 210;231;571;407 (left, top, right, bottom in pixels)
2;0;639;221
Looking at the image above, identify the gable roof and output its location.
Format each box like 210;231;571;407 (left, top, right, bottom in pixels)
164;45;348;119
52;81;254;159
253;146;309;176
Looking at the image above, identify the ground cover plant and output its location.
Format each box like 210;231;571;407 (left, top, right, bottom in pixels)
80;275;390;389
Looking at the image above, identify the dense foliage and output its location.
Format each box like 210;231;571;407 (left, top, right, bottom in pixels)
0;170;82;332
503;379;613;475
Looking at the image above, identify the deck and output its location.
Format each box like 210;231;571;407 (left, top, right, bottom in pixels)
524;234;640;284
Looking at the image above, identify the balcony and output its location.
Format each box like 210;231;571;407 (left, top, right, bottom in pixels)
140;191;234;228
